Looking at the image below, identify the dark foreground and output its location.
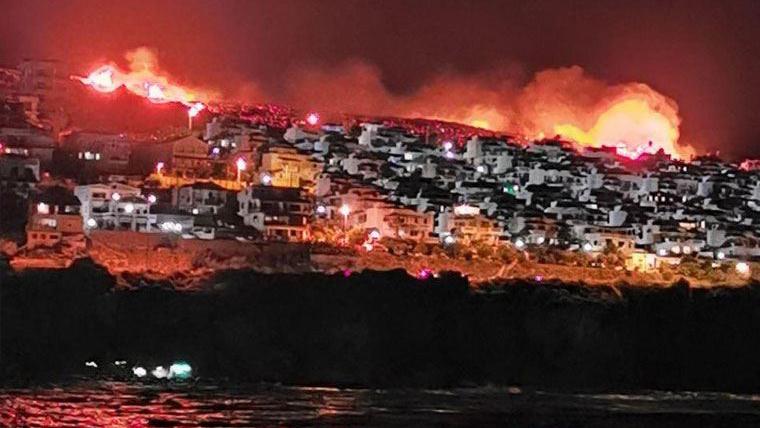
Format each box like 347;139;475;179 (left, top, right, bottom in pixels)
2;259;760;393
2;380;760;427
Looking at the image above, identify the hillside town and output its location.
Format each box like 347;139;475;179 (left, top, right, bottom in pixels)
1;59;759;284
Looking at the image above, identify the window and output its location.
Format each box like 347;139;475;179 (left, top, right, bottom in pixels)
39;218;57;228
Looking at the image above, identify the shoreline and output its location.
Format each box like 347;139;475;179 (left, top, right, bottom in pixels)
4;242;754;289
3;260;760;391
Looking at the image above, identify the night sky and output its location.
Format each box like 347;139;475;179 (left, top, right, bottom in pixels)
1;0;759;158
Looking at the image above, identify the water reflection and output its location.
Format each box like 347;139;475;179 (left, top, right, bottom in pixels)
1;381;760;427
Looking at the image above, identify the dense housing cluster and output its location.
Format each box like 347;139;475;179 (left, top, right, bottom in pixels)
1;60;759;275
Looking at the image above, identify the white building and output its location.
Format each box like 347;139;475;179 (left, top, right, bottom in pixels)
74;183;157;232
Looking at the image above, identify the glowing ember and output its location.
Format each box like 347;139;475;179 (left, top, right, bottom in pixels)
146;83;166;101
470;119;490;129
306;112;320;126
236;158;247;171
80;66;118;92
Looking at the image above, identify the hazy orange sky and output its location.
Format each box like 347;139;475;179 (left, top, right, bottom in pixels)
1;0;759;158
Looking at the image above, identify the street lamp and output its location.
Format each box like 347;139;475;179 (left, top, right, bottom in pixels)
339;204;351;231
188;102;204;131
306;112;320;126
156;162;165;176
443;234;456;246
736;262;750;276
147;194;157;232
260;172;272;185
236;158;247;183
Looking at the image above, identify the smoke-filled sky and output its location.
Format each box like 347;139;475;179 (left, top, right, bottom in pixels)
1;0;759;158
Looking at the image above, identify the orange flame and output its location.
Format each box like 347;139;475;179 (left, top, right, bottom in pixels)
554;97;693;159
73;47;215;114
274;63;695;159
74;50;695;160
552;96;692;160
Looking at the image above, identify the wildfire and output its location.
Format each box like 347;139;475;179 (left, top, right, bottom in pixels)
73;47;214;116
469;118;490;129
73;50;695;160
552;96;692;160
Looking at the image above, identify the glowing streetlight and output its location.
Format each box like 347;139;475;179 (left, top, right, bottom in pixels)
156;162;165;176
443;234;456;246
339;204;351;231
306;112;320;126
168;361;193;380
147;194;157;204
236;157;247;183
443;141;453;151
111;192;121;201
736;262;750;276
316;204;327;215
369;229;381;240
583;242;593;252
124;203;135;214
260;172;272;185
86;218;98;229
417;268;434;280
151;366;168;379
187;102;204;130
515;238;525;249
36;202;49;214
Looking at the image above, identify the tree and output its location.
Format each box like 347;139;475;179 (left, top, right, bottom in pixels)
601;243;625;267
474;241;494;259
495;244;516;263
413;241;431;255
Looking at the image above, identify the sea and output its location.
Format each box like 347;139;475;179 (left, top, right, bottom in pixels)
1;380;759;427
